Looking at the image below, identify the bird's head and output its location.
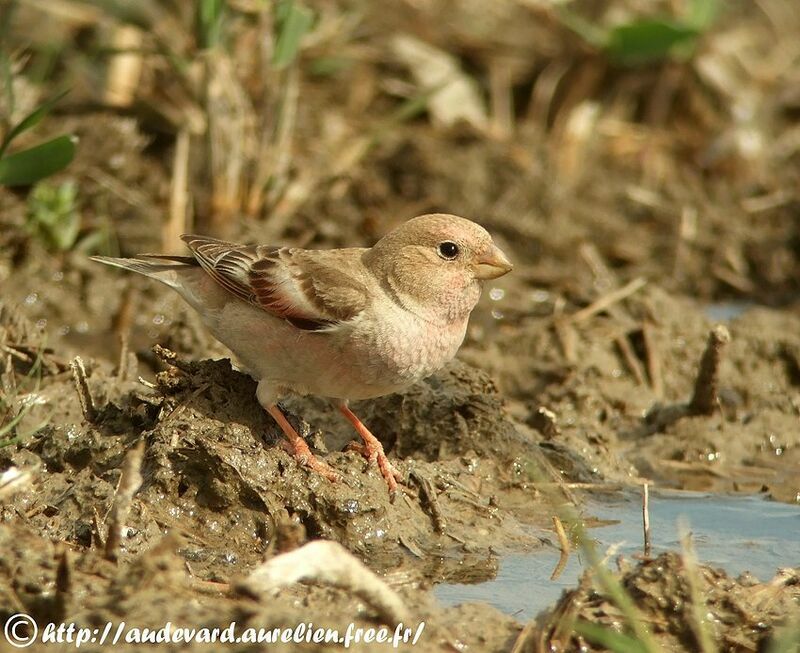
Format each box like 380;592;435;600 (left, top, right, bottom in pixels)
364;213;513;323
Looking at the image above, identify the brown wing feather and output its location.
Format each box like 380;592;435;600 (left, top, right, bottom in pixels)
181;234;368;330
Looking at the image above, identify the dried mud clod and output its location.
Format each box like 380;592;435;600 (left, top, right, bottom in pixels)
689;325;732;416
641;324;732;434
528;406;559;439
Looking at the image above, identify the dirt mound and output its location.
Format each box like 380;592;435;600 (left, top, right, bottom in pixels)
531;552;800;652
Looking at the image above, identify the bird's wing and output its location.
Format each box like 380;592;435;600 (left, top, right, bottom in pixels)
181;235;369;331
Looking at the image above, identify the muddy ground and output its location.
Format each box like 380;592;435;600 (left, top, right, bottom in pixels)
2;1;800;651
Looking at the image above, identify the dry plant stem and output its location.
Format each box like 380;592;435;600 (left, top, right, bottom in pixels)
1;343;32;365
105;441;145;562
409;469;446;534
642;320;664;397
111;285;135;340
673;205;697;279
116;333;130;382
550;515;570;581
712;265;755;294
616;334;647;386
165;128;191;254
104;25;143;107
70;357;96;423
237;541;411;626
527;60;570;129
530;446;579;507
19;0;101;23
571;277;647;323
489;58;513;138
87;167;153;212
204;50;254;230
54;548;71;619
642;483;651;557
152;344;194;374
553;317;577;363
509;621;536;653
92;506;106;549
556;101;600;185
579;242;616;289
689;325;731;415
263;65;300;213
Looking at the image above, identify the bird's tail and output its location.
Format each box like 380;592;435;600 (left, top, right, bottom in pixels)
90;254;198;289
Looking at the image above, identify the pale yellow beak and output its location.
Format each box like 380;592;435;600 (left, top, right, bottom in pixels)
474;244;513;280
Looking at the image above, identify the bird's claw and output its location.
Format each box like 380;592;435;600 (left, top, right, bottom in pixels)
280;439;340;482
347;439;402;494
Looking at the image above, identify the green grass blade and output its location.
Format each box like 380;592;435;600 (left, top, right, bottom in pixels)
680;527;718;653
0;89;69;157
0;134;77;186
688;0;721;30
273;0;313;69
1;54;13;125
196;0;226;49
574;620;651;653
557;8;608;47
606;19;699;65
0;406;29;441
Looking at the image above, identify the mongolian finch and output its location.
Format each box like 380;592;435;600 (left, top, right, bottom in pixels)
92;214;512;494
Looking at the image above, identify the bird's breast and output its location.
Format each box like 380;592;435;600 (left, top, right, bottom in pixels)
205;294;469;401
347;304;469;391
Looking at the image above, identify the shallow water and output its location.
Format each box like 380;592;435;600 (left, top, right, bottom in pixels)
703;301;753;322
434;491;800;620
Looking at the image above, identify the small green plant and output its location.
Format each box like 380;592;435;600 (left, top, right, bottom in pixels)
25;180;117;255
0;347;48;449
561;0;721;66
0;87;77;186
26;180;81;251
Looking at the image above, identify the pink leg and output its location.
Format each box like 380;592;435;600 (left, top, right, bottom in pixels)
338;403;401;494
266;404;339;482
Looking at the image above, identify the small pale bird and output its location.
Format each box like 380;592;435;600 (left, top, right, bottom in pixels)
92;214;512;494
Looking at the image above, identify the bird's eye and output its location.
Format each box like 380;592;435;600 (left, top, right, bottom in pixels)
437;241;460;260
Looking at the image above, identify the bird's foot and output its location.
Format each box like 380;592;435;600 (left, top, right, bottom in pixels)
280;437;340;482
373;445;402;497
340;415;402;497
267;404;340;482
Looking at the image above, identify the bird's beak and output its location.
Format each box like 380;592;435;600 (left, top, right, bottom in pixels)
474;244;513;280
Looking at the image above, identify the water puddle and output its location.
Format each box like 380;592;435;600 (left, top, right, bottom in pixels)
703;301;753;322
434;491;800;620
